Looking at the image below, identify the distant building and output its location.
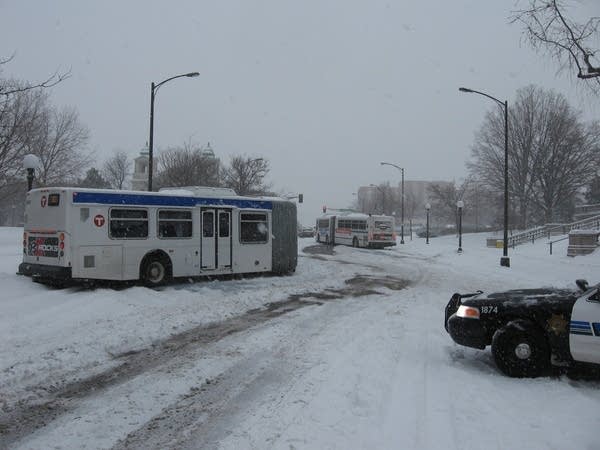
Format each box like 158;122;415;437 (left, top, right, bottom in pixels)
131;144;149;191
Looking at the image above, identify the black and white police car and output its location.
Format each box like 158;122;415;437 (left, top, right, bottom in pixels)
445;279;600;377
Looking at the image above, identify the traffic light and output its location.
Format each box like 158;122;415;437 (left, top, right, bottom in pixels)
322;205;327;213
298;193;303;203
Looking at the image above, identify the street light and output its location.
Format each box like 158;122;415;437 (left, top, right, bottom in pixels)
148;71;199;191
23;154;41;191
459;87;509;267
380;162;405;244
456;200;464;253
425;203;431;244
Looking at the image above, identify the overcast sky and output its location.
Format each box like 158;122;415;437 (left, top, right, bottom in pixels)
1;0;598;224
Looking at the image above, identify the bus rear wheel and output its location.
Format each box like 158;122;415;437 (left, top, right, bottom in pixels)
141;254;172;287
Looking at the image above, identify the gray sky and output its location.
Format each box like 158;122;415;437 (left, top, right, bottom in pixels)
1;0;597;224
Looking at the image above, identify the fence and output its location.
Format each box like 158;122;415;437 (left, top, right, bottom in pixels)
507;214;600;248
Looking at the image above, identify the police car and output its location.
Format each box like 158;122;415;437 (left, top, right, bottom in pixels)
445;279;600;377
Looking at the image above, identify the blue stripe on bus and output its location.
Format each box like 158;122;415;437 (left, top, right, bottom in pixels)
72;192;273;210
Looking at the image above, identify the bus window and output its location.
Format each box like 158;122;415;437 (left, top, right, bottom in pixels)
219;212;230;237
203;211;214;237
109;208;148;239
240;212;268;243
158;210;192;238
375;221;392;230
48;193;60;206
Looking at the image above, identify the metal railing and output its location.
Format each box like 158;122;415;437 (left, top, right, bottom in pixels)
547;236;569;255
507;214;600;248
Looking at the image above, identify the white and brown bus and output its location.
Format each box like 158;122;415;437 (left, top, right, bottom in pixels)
315;213;396;249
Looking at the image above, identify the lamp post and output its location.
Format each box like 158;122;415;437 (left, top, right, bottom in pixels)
23;154;41;191
380;162;404;244
425;203;431;244
459;87;509;267
148;71;199;191
456;200;464;253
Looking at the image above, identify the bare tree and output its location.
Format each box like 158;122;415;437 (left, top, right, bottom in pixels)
78;167;110;188
512;0;600;93
0;88;46;199
0;54;70;99
222;155;271;195
427;180;471;227
103;150;130;189
469;85;599;226
155;141;221;189
24;103;92;186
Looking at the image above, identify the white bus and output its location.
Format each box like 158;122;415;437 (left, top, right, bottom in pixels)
315;213;396;248
18;186;297;286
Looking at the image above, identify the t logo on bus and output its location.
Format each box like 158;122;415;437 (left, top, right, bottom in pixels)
94;215;105;227
41;196;47;208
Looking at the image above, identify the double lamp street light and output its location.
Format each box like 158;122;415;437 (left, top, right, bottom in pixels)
459;87;510;268
148;71;199;192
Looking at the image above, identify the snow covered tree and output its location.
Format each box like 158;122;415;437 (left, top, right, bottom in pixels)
469;85;599;226
155;141;221;189
222;155;271;196
103;150;130;189
78;168;110;189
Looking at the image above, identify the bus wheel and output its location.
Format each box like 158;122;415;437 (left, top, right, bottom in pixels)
142;254;171;286
325;235;329;244
352;237;359;248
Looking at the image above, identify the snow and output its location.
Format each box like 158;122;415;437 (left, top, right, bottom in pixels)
1;227;599;449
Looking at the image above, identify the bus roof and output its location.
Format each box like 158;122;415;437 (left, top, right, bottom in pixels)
28;187;292;210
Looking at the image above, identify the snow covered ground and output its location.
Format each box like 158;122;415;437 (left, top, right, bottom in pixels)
1;226;599;449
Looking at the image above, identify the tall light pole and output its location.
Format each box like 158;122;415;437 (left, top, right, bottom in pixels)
425;203;431;245
148;71;199;191
459;87;509;267
456;200;464;253
380;162;404;244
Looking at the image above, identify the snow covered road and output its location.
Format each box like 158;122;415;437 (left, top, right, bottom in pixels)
1;227;599;449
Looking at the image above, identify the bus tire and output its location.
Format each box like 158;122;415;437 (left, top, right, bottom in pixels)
141;252;172;287
325;235;329;244
352;237;359;248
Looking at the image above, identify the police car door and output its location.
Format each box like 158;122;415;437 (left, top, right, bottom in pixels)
569;287;600;364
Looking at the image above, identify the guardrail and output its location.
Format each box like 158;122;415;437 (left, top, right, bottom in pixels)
507;214;600;248
547;236;569;255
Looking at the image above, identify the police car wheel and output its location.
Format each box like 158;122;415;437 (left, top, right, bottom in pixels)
492;320;550;378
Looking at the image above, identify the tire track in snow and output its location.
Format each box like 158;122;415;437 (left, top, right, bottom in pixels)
0;274;411;449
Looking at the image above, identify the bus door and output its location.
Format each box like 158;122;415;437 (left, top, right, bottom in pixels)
201;208;232;271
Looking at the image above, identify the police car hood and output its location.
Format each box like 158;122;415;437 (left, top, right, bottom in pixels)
461;288;578;308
